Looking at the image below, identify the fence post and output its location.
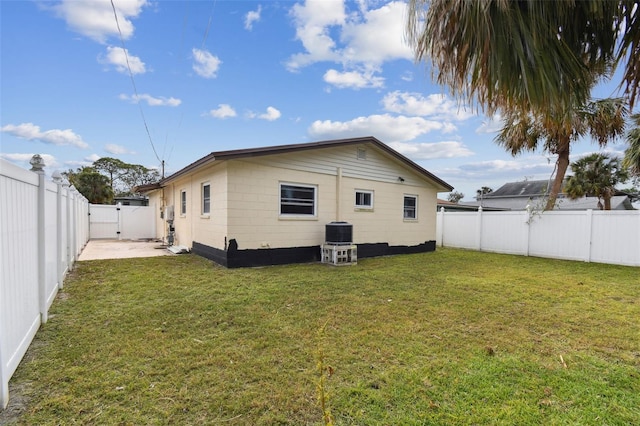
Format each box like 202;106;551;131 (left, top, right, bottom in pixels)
475;206;483;251
524;203;532;256
585;209;593;263
53;172;64;289
30;155;48;324
436;207;445;247
64;181;72;271
70;188;78;264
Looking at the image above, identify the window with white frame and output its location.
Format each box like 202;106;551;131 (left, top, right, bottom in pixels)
202;183;210;215
355;189;373;209
180;190;187;215
280;183;317;216
403;195;417;220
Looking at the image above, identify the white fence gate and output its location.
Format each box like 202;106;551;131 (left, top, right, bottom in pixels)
436;207;640;267
89;204;156;240
1;157;89;409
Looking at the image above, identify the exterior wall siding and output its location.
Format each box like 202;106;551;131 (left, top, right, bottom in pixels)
225;144;439;250
144;141;444;261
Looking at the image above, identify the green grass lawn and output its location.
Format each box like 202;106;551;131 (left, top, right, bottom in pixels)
3;248;639;425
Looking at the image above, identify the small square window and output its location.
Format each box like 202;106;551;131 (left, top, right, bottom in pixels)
403;195;417;220
202;183;210;215
355;190;373;209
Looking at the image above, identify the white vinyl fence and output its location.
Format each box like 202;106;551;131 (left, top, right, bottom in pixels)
0;157;89;409
436;207;640;267
89;203;156;240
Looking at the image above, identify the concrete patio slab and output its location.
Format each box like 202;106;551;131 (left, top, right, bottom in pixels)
78;239;175;261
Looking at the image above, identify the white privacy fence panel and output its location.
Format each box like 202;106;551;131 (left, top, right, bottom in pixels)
0;157;89;410
590;211;640;265
119;205;156;239
480;212;529;256
89;204;156;240
436;208;640;267
89;204;119;239
528;211;591;262
439;212;479;249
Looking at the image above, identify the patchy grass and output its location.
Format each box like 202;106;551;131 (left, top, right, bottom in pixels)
3;248;639;425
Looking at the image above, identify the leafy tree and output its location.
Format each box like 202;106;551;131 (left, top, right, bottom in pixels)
564;153;629;210
119;164;160;196
90;157;159;196
623;113;640;176
476;187;493;198
93;157;128;191
495;98;627;210
447;191;464;203
65;167;114;204
406;0;640;115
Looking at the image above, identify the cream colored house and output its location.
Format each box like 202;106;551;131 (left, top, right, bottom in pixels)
138;137;453;267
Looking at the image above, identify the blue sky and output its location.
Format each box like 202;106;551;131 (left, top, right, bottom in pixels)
1;0;631;201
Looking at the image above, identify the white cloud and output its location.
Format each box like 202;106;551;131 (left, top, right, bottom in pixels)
400;71;413;82
206;104;237;119
85;154;102;163
382;91;474;121
308;114;455;143
100;46;146;74
457;157;555;178
119;93;181;107
323;68;384;89
1;122;89;149
476;114;504;134
105;144;135;155
388;141;474;160
245;5;262;30
287;0;346;70
0;153;58;169
192;48;221;78
340;1;413;64
286;1;411;87
52;0;147;43
258;106;281;121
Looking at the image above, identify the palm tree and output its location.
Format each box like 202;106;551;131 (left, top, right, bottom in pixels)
406;0;640;115
623;114;640;176
564;153;629;210
496;98;628;210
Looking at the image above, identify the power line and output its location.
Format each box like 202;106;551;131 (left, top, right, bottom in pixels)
110;0;161;164
200;0;217;52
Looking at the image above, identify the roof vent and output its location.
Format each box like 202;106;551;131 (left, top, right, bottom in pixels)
357;147;367;160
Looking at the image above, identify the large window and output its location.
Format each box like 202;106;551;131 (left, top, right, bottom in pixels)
202;183;210;215
180;190;187;215
280;183;316;216
355;190;373;209
403;195;417;220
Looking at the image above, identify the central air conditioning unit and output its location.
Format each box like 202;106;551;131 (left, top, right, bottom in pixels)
325;221;353;244
321;221;357;266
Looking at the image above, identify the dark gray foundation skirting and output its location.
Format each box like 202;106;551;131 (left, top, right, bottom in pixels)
191;240;436;268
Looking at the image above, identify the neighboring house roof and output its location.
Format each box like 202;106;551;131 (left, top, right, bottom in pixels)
467;179;636;210
436;199;506;211
482;179;553;199
138;136;453;192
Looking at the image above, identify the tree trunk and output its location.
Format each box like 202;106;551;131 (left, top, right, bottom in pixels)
603;188;612;210
545;140;571;211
